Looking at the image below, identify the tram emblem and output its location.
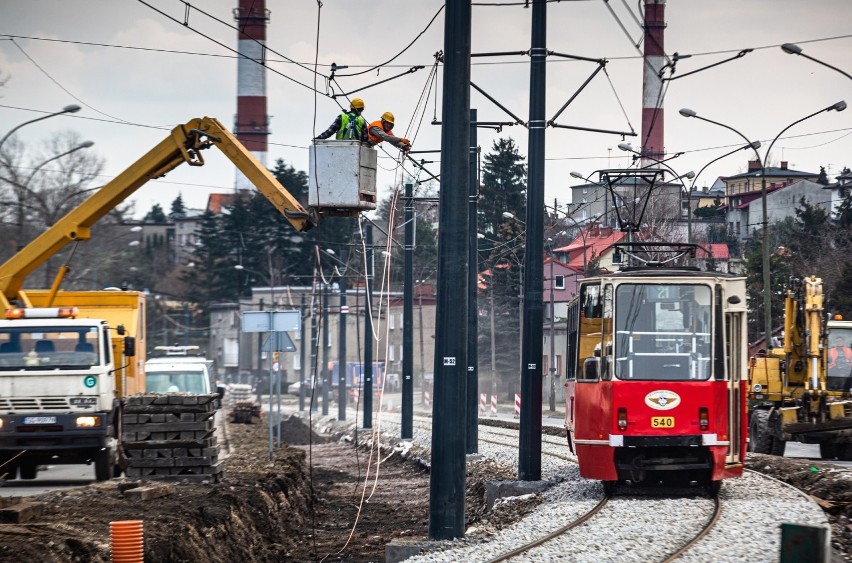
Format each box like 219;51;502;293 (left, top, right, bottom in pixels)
644;390;681;411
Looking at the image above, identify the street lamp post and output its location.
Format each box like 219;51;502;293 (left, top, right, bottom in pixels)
781;44;852;80
680;100;847;346
0;105;82;152
2;140;94;251
685;141;762;243
546;238;556;412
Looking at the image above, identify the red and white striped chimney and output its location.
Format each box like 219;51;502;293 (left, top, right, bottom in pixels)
234;0;270;192
641;0;666;166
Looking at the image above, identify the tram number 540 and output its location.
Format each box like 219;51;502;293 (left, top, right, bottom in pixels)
651;416;675;428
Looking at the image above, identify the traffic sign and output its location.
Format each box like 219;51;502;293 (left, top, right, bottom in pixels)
241;310;300;333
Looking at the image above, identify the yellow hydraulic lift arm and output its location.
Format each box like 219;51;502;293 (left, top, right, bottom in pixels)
0;117;315;309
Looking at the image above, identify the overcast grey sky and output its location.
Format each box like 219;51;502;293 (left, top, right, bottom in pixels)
2;0;851;218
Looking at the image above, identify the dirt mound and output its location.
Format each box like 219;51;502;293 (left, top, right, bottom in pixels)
0;420;314;562
277;414;329;445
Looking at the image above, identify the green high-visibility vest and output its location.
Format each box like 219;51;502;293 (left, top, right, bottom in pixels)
336;111;366;140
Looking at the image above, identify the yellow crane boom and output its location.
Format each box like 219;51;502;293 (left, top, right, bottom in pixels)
0;117;315;310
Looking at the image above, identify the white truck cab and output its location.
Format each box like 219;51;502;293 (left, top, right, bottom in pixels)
145;347;213;395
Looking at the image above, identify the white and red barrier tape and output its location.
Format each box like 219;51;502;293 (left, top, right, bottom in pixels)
491;395;497;416
514;393;521;418
480;393;487;415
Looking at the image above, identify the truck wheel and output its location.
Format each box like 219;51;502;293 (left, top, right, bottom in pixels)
749;410;773;454
94;449;115;482
819;443;837;459
19;460;37;480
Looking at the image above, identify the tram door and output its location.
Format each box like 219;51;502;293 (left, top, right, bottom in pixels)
726;309;746;465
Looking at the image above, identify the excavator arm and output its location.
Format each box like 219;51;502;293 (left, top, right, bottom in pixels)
0;117;315;310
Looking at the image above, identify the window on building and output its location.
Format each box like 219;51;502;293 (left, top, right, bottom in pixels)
555;275;565;290
736;222;741;235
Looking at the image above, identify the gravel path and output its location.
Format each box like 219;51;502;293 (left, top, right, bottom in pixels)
309;409;830;562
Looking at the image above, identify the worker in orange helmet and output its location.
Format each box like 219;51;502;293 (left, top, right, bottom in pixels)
367;112;411;153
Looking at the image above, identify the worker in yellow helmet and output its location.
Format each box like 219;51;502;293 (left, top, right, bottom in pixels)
367;112;411;152
314;98;368;142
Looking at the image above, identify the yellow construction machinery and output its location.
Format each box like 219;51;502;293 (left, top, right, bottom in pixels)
748;275;852;459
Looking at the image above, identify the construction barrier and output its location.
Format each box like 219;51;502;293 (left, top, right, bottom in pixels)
110;520;144;563
480;393;487;415
491;395;498;416
423;391;431;407
514;393;521;418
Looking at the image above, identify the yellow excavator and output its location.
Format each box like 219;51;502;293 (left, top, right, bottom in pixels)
0;117;373;481
748;275;852;459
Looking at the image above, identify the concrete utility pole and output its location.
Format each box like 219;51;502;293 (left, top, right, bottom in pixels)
338;251;348;421
321;283;330;416
466;108;479;455
429;0;471;541
299;293;306;411
519;0;546;482
402;184;414;440
363;223;373;429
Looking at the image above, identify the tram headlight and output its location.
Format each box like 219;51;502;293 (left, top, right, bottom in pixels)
699;407;709;431
753;384;763;393
617;407;628;430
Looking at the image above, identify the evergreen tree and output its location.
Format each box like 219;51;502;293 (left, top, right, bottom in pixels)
479;138;527;237
145;204;168;223
169;194;187;220
816;166;829;185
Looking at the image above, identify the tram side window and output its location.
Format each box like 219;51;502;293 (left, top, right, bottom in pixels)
576;283;605;382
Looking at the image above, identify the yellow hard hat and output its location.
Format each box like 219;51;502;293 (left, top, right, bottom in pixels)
350;98;365;110
381;111;395;125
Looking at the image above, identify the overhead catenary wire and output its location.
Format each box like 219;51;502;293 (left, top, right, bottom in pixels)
135;0;328;95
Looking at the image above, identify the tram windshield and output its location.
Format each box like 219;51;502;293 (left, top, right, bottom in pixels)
827;327;852;392
614;283;712;381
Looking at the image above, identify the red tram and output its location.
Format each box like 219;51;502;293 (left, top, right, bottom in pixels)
564;246;748;493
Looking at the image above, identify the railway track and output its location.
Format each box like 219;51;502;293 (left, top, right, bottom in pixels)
407;415;725;563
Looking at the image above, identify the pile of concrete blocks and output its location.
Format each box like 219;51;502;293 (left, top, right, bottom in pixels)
227;383;253;406
122;394;222;483
229;402;261;424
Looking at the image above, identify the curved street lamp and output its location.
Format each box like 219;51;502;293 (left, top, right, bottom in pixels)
781;43;852;80
679;100;847;347
3;140;94;247
0;105;82;153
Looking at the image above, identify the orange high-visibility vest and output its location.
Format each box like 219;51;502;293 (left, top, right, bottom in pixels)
367;120;392;145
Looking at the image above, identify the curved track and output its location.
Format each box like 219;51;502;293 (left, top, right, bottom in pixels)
660;493;722;562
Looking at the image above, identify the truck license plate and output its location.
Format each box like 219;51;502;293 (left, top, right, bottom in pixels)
651;416;675;428
23;416;57;425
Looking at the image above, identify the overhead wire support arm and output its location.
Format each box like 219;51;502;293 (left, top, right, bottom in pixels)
547;51;607;64
332;66;425;98
471;50;529;58
431;120;517;132
550;122;637;137
661;49;753;81
470;82;527;127
548;61;606;123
